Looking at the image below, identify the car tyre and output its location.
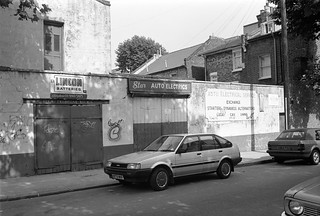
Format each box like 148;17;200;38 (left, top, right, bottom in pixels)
309;150;320;165
118;180;131;185
217;160;232;179
274;157;285;164
149;167;169;191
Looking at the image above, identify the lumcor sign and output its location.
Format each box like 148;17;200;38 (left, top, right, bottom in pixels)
128;78;192;96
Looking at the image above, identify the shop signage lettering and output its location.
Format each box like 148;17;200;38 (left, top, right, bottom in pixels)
206;89;258;121
50;75;87;99
129;79;191;95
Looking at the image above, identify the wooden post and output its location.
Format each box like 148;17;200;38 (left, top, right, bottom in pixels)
281;0;290;129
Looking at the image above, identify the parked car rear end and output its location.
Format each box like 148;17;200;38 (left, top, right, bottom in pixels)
267;128;320;165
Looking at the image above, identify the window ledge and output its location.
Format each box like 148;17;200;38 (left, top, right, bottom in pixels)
259;76;272;80
232;68;242;73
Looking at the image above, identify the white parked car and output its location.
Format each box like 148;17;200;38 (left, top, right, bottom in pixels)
104;133;242;191
281;176;320;216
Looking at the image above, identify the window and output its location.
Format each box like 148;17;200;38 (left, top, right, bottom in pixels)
199;136;220;150
44;21;63;71
259;55;271;79
179;136;200;153
209;72;217;82
215;136;232;148
232;49;243;71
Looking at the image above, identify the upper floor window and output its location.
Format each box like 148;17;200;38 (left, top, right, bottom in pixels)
44;21;63;71
259;54;271;79
232;49;243;71
209;72;217;82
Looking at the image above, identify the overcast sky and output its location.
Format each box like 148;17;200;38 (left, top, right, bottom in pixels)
110;0;268;69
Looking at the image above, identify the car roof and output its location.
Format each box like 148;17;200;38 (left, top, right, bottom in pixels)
283;128;320;132
163;133;219;137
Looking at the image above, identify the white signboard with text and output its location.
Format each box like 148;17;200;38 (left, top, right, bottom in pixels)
206;88;258;121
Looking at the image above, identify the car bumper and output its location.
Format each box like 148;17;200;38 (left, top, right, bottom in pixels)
233;157;242;166
104;167;152;183
267;150;310;159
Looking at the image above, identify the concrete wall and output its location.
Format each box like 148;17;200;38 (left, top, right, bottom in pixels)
0;70;127;178
0;0;111;74
0;71;284;178
188;81;284;151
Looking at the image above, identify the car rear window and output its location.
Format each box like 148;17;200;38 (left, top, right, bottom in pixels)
277;131;305;140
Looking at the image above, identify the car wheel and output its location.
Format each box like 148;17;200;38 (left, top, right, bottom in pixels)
309;150;320;165
118;180;131;185
149;167;169;191
217;160;232;179
274;157;285;164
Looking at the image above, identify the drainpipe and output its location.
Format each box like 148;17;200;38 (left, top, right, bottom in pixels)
272;31;278;84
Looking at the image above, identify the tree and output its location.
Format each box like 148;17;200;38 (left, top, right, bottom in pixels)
269;0;320;40
269;0;320;94
0;0;51;22
116;35;167;73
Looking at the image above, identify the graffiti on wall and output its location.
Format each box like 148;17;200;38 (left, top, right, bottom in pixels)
0;115;31;144
108;119;123;141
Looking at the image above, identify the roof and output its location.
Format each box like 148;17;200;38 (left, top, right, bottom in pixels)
200;36;242;56
134;44;202;75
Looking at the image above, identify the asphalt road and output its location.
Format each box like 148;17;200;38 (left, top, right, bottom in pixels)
1;160;319;216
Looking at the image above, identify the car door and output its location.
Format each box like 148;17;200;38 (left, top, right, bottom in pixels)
173;136;203;177
199;135;222;172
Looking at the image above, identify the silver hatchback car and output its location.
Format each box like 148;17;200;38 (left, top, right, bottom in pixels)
104;133;242;191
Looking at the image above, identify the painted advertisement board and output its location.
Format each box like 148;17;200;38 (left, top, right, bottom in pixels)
206;88;258;121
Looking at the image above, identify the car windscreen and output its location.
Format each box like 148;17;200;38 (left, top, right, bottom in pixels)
277;131;306;140
143;136;183;152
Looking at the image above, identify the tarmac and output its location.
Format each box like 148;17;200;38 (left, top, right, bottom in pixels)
0;151;273;202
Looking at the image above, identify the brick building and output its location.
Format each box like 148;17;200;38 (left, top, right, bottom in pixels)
133;36;225;80
201;36;244;82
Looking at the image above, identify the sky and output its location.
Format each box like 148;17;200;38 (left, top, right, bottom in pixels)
110;0;268;69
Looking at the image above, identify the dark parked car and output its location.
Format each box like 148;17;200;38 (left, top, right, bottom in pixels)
104;133;242;191
267;128;320;165
281;176;320;216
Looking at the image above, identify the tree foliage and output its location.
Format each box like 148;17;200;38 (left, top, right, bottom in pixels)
0;0;51;22
269;0;320;40
116;35;167;73
269;0;320;94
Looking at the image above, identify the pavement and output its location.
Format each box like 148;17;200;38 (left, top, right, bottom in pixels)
0;151;273;202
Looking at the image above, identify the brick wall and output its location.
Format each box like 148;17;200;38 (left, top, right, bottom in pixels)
243;33;282;85
205;51;240;82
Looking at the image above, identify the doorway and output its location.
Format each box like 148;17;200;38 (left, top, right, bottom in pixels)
35;104;102;174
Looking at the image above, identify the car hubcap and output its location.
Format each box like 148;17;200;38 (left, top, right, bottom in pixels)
221;163;231;176
313;151;319;163
156;171;168;188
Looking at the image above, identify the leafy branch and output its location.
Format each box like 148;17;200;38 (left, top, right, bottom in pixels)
0;0;51;22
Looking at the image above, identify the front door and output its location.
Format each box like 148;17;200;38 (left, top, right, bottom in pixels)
173;136;203;177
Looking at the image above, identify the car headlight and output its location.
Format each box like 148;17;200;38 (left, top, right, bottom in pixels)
289;200;304;215
127;163;141;169
106;161;112;167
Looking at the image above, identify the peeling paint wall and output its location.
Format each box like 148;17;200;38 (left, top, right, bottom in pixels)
188;81;284;151
0;0;111;74
0;71;128;156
